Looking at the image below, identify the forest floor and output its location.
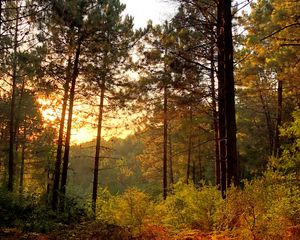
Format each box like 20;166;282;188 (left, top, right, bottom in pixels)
0;222;233;240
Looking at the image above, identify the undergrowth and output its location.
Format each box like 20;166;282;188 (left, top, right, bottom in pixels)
95;171;300;239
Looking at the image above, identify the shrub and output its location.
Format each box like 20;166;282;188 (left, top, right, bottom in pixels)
215;171;300;239
154;182;223;232
96;187;153;235
114;188;153;230
96;187;117;224
0;188;36;228
0;188;93;233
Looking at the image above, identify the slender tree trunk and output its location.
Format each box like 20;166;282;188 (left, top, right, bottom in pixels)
258;89;274;155
192;160;196;184
46;156;51;205
52;56;72;210
186;109;192;184
217;0;227;197
19;130;25;195
92;79;105;214
198;140;203;185
8;0;19;192
168;127;174;188
60;40;82;210
273;80;283;158
210;33;220;186
224;0;238;187
15;78;25;153
163;84;168;200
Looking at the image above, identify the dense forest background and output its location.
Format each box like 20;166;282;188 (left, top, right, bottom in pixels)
0;0;299;239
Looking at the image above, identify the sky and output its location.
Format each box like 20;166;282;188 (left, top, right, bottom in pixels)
41;1;180;145
121;0;178;29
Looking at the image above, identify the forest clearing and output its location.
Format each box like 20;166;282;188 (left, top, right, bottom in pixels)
0;0;299;239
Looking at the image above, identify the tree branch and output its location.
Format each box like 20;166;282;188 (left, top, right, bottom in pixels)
261;22;300;41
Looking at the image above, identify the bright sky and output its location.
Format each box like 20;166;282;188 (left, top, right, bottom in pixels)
41;1;179;145
39;97;136;145
121;0;178;29
75;0;179;144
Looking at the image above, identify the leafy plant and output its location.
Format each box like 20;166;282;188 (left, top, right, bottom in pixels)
154;182;223;232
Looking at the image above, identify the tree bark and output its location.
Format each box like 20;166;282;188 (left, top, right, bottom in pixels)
92;79;105;214
186;109;192;184
19;130;25;195
198;139;203;185
210;33;220;186
60;39;82;210
192;160;196;184
8;0;19;192
15;78;25;153
258;88;274;155
163;84;168;200
52;56;72;210
273;79;283;158
224;0;238;187
168;128;174;188
217;0;227;197
46;156;51;205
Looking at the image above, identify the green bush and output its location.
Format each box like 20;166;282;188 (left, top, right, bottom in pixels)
0;188;93;233
96;187;153;234
154;182;223;232
114;188;152;229
96;187;117;224
0;188;35;228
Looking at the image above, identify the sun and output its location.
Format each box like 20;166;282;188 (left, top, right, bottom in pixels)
38;97;97;144
72;127;97;145
38;96;136;145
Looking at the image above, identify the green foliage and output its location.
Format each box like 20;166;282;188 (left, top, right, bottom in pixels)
0;188;92;233
0;188;35;228
280;109;300;175
96;187;153;234
69;136;145;197
2;173;299;238
153;182;223;232
114;188;152;229
93;174;300;238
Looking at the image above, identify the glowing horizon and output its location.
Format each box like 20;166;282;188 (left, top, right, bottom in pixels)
38;97;137;145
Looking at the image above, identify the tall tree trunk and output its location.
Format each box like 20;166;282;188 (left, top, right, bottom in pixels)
15;78;25;153
163;84;168;200
186;109;192;184
192;160;196;184
258;89;274;155
19;129;25;195
168;127;174;188
198;139;203;186
224;0;238;187
52;56;72;210
8;0;19;192
273;80;283;158
60;40;82;209
210;33;220;186
46;156;51;205
92;79;105;214
217;0;227;197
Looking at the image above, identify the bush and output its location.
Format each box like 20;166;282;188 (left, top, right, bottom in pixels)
0;188;35;228
96;187;153;235
154;182;223;232
216;171;300;239
0;188;93;233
